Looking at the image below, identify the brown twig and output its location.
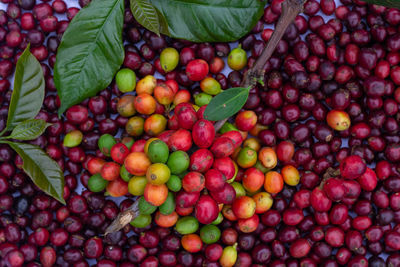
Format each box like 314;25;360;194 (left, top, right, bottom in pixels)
213;0;305;132
104;196;139;236
104;0;305;236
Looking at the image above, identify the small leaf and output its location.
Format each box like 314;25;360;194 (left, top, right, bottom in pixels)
8;119;50;141
204;87;250;121
362;0;400;9
54;0;125;115
150;0;264;42
130;0;163;35
6;45;45;131
4;141;65;204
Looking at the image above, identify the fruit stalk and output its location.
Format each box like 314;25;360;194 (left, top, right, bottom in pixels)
104;197;139;235
213;0;305;132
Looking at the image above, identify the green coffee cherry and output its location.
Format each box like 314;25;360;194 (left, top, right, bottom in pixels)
166;174;182;192
147;140;169;164
63;130;83;147
177;171;188;179
228;46;247;71
160;47;179;73
231;182;246;197
194;92;213;107
128;176;147;196
138;196;157;215
237;147;257;168
120;165;133;182
220;243;238;267
200;225;221;244
219;122;238;134
175;216;199;235
200;77;222;95
159;192;176;215
98;134;116;157
211;212;224;225
121;137;134;149
88;173;108;192
167;151;190;174
254;160;268;173
130;214;152;228
116;68;136;93
227;162;238;183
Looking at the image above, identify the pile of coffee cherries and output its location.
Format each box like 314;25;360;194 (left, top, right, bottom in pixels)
1;0;400;266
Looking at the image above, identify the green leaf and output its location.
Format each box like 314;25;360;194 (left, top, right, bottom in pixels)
8;119;50;141
362;0;400;9
156;8;170;35
150;0;264;42
6;45;45;131
4;141;65;204
130;0;164;35
54;0;125;115
204;87;250;121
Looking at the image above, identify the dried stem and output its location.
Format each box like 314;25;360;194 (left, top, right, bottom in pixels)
214;0;305;132
104;197;139;236
105;0;305;235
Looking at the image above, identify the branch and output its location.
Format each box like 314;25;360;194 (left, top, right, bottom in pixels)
214;0;305;132
104;197;139;236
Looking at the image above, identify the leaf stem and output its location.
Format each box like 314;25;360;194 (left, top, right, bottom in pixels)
0;128;7;137
213;0;305;132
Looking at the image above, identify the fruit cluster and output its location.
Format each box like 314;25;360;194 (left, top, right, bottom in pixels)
1;0;400;266
83;105;303;266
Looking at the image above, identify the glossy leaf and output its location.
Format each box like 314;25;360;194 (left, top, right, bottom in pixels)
4;141;65;204
6;45;44;131
8;119;50;141
55;0;125;115
156;8;169;35
130;0;169;35
362;0;400;8
204;87;250;121
150;0;264;42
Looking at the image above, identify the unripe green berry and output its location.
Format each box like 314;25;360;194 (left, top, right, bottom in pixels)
194;92;212;107
166;174;182;192
231;181;246;197
228;46;247;71
219;122;239;134
160;47;179;72
211;212;223;225
200;77;222;95
130;214;152;228
88;173;108;192
120;165;133;182
220;243;238;267
121;137;134;149
63;130;83;147
98;134;117;157
116;68;136;93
